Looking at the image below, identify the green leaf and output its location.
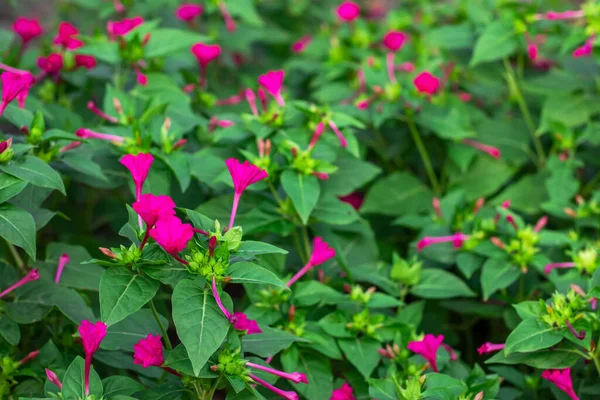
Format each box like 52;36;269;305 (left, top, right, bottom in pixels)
411;269;475;299
102;309;169;351
281;170;320;225
102;376;144;398
52;286;95;324
321;157;381;195
338;337;380;378
481;259;521;301
172;278;229;376
456;252;484;279
0;203;36;260
100;267;160;326
293;281;346;307
226;262;288;289
242;326;306;357
313;194;359;225
425;23;474;49
234;241;288;259
504;319;563;355
2;103;33;128
416;106;474;140
0;156;65;195
486;345;580;369
362;172;434;216
145;29;209;58
0;174;27;203
470;21;518;66
456;157;515;201
425;373;468;397
0;315;20;345
61;356;103;400
368;378;397;399
5;280;53;324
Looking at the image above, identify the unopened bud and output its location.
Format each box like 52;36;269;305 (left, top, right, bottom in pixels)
343;283;351;293
265;139;271;156
210;365;219;371
576;195;584;205
172;138;187;151
99;247;117;259
366;286;376;295
432;197;442;218
419;375;427;385
142;33;151;46
222;276;232;284
113;98;123;114
291;147;298;158
474;392;484;400
289;305;295;322
564;207;577;217
490;237;505;249
163;117;171;133
473;197;485;214
393;344;400;354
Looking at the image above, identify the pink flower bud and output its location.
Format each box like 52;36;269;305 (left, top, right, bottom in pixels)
413;71;440;95
337;1;360;22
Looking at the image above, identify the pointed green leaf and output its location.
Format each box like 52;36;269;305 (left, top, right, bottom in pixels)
61;356;103;400
226;262;288;289
0;156;65;195
338;337;380;378
0;203;36;260
481;258;521;301
504;319;563;355
281;170;320;225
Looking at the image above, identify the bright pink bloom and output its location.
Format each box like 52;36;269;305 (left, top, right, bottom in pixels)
0;269;40;298
76;128;124;143
536;10;585;20
133;194;176;228
413;71;440;95
133;334;164;368
408;334;444;372
176;4;204;21
0;71;34;115
75;55;97;70
250;374;299;400
541;368;579;400
383;31;407;52
337;1;360;22
247;362;307;384
330;383;355;400
258;70;285;106
12;17;43;46
191;43;221;68
462;139;501;158
292;35;312;53
45;369;62;389
287;237;336;287
225;158;268;229
54;22;83;50
78;320;107;395
528;43;538;61
544;262;575;274
417;233;469;251
55;253;70;284
339;193;364;210
477;342;505;355
37;53;64;74
232;312;262;335
573;37;594;58
327;120;348;148
107;16;143;38
149;216;194;256
120;153;154;200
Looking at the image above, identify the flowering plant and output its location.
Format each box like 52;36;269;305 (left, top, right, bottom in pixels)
1;1;600;400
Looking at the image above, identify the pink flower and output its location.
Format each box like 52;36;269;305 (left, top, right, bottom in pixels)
107;16;143;38
149;216;194;256
19;350;40;364
337;1;360;22
37;53;64;74
76;128;124;143
120;153;154;200
225;158;268;229
75;55;97;70
292;36;312;53
477;342;505;355
191;43;221;68
54;22;84;50
417;233;469;251
250;374;299;400
330;383;355;400
308;122;325;150
339;193;364;210
536;10;585;21
0;71;34;115
232;312;262;335
383;31;407;52
462;139;501;158
176;4;203;22
287;237;336;287
78;320;107;395
55;253;70;284
528;43;538;61
218;1;236;32
133;194;177;228
45;369;62;389
0;269;40;299
0;138;12;155
413;71;440;95
133;334;164;368
544;262;575;274
573;37;594;58
541;368;579;400
247;362;307;384
407;334;445;372
327;120;348;148
12;17;43;46
258;70;285;106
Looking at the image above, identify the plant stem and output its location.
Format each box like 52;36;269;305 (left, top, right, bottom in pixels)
207;375;223;399
6;241;25;273
406;115;441;194
301;226;311;260
293;230;307;265
503;58;546;167
150;299;172;351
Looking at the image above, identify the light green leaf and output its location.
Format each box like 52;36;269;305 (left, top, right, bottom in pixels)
338;337;380;378
61;356;103;400
470;21;518;66
362;172;434;216
0;203;36;260
281;170;320;225
504;319;563;355
0;156;65;195
145;29;209;58
242;326;305;357
411;269;475;299
226;262;288;289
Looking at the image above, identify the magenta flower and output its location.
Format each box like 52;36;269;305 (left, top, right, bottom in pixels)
12;17;43;46
292;35;312;53
541;368;579;400
534;216;548;232
87;101;117;123
327;120;348;148
535;10;585;21
107;16;143;38
191;43;221;85
383;31;407;52
218;1;236;32
417;233;469;251
477;342;505;355
258;70;285;106
308;122;325;150
176;4;204;22
544;262;575;274
55;253;70;284
0;269;40;299
337;1;360;22
37;53;64;74
528;43;538;61
413;71;440;95
149;216;194;259
287;237;336;287
120;153;154;201
232;312;262;335
339;192;364;210
245;89;259;116
462;139;501;159
78;320;107;395
225;158;268;229
76;128;124;143
573;36;594;58
54;22;83;50
45;369;62;389
75;55;97;70
133;194;177;229
247;362;308;384
209;116;235;132
0;71;34;115
330;383;355;400
133;334;164;368
250;374;299;400
407;334;444;372
0;138;12;155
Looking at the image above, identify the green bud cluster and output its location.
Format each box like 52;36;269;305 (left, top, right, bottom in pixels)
506;227;540;269
540;290;588;328
346;309;385;338
398;377;423;400
186;247;228;278
215;348;250;379
0;356;19;398
284;310;306;337
256;288;290;310
573;247;598;275
349;285;375;304
116;244;142;267
390;254;421;286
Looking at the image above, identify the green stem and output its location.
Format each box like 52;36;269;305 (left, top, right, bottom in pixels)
207;375;223;399
150;299;172;351
503;58;546;167
406;115;441;194
6;241;25;273
293;230;307;265
301;226;311;260
518;274;525;302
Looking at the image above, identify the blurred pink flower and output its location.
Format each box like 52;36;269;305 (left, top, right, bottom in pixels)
292;35;312;53
330;383;355;400
413;71;440;95
247;362;307;384
54;22;83;50
12;17;43;46
176;4;203;22
250;374;299;400
133;334;164;368
0;269;39;298
337;1;360;22
45;369;62;389
37;53;64;74
408;334;444;372
477;342;505;355
107;16;143;38
75;55;97;70
55;253;70;284
462;139;501;159
417;233;469;251
573;36;594;58
258;70;286;106
0;71;34;115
